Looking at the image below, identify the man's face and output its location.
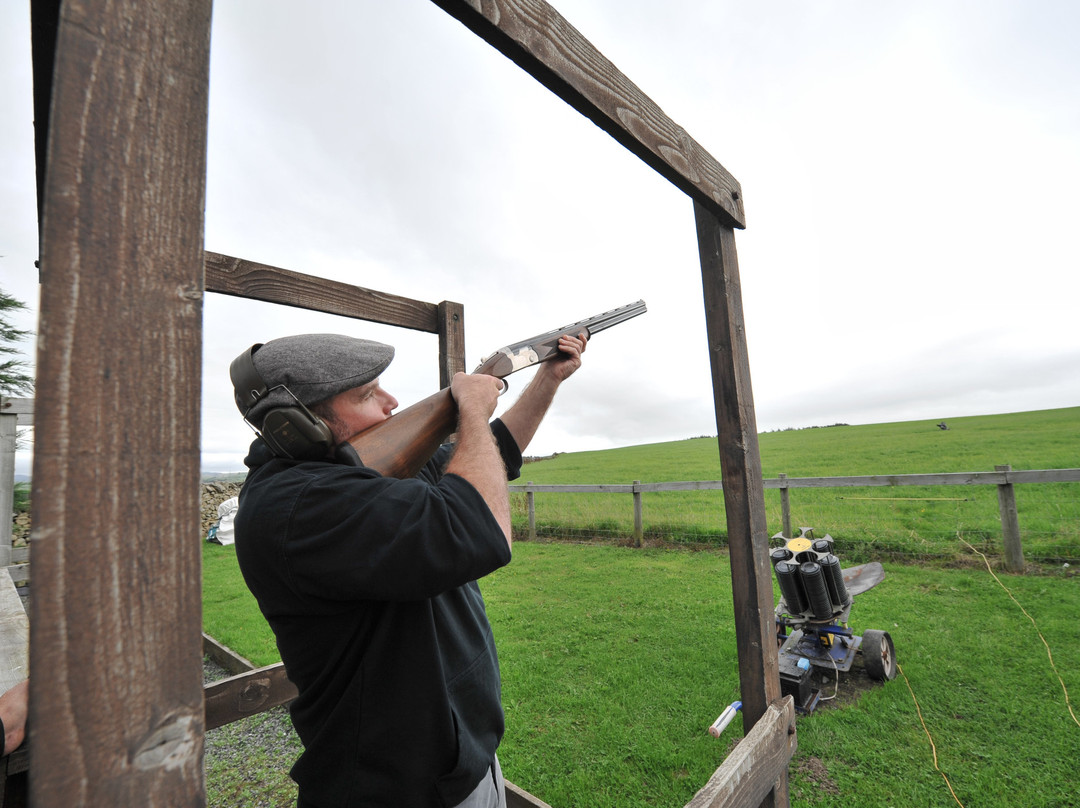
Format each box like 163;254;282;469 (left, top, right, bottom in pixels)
323;379;398;441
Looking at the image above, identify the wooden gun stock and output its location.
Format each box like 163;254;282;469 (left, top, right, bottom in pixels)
344;387;459;479
344;300;646;477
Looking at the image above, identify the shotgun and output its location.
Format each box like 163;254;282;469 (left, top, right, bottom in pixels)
346;300;647;477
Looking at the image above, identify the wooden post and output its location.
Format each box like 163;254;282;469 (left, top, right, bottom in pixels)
633;481;643;547
30;1;213;804
527;484;537;541
684;697;796;808
437;300;466;389
778;473;791;539
694;202;788;807
995;464;1025;572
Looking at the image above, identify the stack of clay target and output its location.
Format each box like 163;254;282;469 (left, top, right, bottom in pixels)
770;533;851;620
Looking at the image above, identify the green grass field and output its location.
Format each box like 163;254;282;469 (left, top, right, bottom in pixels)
203;542;1080;807
203;406;1080;806
513;406;1080;564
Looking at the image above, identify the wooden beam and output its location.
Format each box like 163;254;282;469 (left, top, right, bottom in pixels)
0;399;33;427
202;633;256;677
683;697;796;808
694;201;787;807
204;664;298;732
29;0;212;804
205;251;442;333
429;0;746;229
506;780;555;808
203;663;554;808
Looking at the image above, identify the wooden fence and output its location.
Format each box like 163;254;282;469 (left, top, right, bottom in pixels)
516;466;1080;572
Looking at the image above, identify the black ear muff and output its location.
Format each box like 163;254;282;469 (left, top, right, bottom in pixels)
229;344;334;461
259;405;334;460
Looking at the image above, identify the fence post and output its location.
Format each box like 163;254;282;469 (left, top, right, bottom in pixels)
632;481;643;547
778;473;791;539
527;483;537;541
995;465;1025;572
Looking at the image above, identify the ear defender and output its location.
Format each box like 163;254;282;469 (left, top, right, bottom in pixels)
258;404;334;460
229;345;334;460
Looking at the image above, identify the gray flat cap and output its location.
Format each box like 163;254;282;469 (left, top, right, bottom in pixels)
235;334;394;426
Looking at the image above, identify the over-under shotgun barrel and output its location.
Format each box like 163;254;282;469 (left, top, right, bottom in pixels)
473;299;647;378
346;300;647;477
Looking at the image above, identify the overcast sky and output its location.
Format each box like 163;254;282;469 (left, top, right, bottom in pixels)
3;0;1078;476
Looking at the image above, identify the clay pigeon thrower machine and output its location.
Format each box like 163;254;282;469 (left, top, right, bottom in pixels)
771;529;898;714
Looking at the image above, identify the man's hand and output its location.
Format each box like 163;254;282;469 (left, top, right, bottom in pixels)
536;332;587;384
450;372;505;422
500;331;587;454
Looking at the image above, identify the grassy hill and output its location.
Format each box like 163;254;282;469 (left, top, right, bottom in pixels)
521;406;1080;482
199;407;1080;562
202;471;248;484
512;407;1080;564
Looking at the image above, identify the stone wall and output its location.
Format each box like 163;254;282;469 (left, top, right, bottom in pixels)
201;482;243;539
11;483;245;544
11;512;30;546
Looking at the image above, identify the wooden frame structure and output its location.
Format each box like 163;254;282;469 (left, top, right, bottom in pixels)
24;0;794;805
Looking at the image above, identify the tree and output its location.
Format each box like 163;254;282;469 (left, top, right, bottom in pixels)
0;288;34;397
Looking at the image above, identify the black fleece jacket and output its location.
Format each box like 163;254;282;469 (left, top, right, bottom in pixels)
234;420;521;808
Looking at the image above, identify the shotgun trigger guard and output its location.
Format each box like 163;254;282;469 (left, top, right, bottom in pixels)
498;379;509;396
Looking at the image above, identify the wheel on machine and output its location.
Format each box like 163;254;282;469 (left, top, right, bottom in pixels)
861;629;897;681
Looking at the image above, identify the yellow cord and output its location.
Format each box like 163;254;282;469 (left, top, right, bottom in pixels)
959;537;1080;728
898;663;966;807
897;537;1077;808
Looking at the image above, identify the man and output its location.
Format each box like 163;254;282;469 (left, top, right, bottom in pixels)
230;331;586;808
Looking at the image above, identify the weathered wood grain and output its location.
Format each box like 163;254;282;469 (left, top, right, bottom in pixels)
205;251;442;333
204;664;297;732
429;0;746;229
202;633;256;678
683;698;796;808
30;0;212;804
695;202;786;807
438;300;467;388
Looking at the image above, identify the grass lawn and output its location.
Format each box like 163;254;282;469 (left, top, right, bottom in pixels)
203;540;1080;807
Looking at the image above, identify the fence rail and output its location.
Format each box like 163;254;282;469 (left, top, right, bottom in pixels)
514;466;1080;571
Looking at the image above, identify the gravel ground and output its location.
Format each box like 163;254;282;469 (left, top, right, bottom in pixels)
204;658;302;807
